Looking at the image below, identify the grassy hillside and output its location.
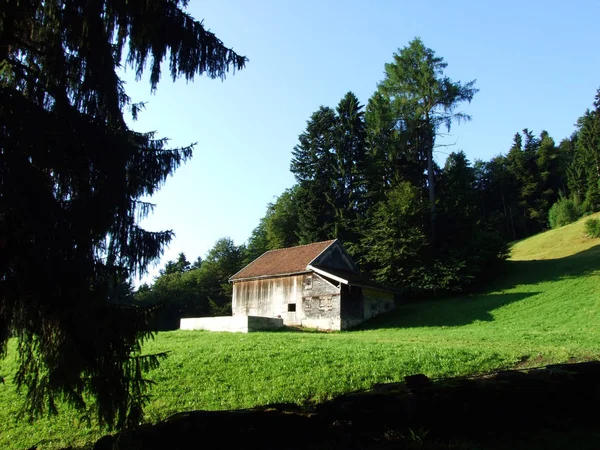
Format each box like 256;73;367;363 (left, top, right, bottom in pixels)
1;217;599;449
510;212;600;260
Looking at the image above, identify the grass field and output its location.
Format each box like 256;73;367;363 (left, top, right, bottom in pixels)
1;214;599;449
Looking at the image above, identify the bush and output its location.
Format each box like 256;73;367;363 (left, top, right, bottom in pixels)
548;196;582;229
584;218;600;238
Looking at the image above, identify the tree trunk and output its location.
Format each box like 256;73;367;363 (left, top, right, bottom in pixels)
501;191;509;238
427;145;436;242
425;115;436;244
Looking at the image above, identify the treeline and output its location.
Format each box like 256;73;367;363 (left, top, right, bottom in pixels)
244;39;600;294
138;38;600;317
135;239;244;328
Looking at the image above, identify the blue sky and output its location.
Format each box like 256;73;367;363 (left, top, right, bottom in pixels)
122;0;600;283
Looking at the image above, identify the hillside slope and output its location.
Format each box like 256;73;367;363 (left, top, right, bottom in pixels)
362;213;600;356
510;212;600;260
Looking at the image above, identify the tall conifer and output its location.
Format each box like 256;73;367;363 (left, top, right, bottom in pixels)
0;0;246;427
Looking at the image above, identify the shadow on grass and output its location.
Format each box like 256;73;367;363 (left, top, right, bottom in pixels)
358;291;541;329
358;244;600;330
497;244;600;289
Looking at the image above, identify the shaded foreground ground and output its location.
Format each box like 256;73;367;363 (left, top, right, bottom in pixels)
95;361;600;449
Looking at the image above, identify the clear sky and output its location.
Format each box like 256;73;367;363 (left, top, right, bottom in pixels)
122;0;600;284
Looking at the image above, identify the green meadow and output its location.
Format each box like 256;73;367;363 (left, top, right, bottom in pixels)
1;214;599;449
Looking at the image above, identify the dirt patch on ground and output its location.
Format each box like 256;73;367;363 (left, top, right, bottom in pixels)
93;361;600;450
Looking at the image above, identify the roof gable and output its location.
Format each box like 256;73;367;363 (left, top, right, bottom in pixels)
229;240;336;281
310;240;359;273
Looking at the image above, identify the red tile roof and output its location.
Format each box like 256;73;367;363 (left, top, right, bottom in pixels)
230;240;336;281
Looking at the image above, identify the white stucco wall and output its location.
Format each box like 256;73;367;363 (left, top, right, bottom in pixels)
232;275;305;325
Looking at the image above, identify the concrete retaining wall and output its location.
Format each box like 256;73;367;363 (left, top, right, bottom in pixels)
180;315;284;333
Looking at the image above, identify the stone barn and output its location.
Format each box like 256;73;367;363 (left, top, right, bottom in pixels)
229;240;396;330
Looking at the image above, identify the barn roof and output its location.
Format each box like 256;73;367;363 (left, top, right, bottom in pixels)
229;240;336;281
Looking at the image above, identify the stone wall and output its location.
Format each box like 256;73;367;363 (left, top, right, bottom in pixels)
301;274;342;330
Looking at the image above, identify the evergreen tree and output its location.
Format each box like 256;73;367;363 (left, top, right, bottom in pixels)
191;256;203;270
365;91;428;194
0;0;246;428
332;92;368;243
161;252;191;275
290;106;337;244
535;131;564;219
505;131;541;236
374;38;478;241
291;106;337;184
437;151;478;248
563;134;584;199
290;93;368;245
295;180;336;244
574;90;600;211
474;155;519;241
364;91;397;194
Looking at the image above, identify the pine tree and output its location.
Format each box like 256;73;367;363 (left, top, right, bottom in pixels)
506;131;542;235
365;91;428;194
295;180;336;244
535;131;564;220
564;134;585;199
575;90;600;211
374;38;478;242
291;93;368;245
0;0;246;428
290;106;337;243
437;151;478;248
332;92;368;243
475;155;519;241
161;253;192;275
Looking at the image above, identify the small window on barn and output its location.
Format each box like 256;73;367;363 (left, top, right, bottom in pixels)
305;275;313;290
288;303;297;312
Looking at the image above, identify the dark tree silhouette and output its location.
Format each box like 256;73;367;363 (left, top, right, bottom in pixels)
0;0;246;428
